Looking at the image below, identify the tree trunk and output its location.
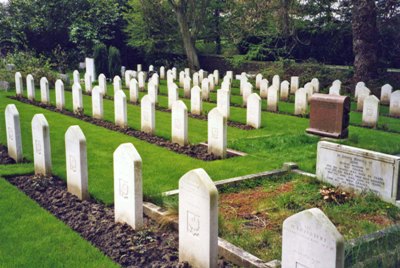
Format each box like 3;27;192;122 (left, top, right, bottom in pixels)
352;0;379;82
175;7;200;70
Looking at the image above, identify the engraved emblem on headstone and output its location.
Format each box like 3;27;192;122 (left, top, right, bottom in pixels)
35;140;42;155
119;178;129;199
69;155;77;172
187;211;200;237
212;128;218;139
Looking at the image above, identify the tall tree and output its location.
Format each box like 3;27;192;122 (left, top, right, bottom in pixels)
352;0;379;82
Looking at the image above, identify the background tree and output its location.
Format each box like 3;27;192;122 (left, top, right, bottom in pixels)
94;43;109;76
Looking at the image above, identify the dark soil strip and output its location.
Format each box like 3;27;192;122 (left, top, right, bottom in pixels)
11;97;238;161
0;145;16;165
5;175;232;267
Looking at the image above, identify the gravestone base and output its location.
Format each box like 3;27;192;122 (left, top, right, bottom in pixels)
306;127;348;139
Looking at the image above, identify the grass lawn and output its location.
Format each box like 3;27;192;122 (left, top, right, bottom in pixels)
0;164;118;267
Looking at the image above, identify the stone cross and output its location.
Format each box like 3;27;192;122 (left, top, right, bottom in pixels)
357;86;371;111
40;77;50;105
380;84;393;105
114;143;143;230
362;95;380;128
92;86;104;120
191;86;202;115
282;208;344;268
267;86;279;112
98;73;107;95
129;79;139;104
65;125;89;200
73;70;80;85
114;90;128;128
172;100;188;146
179;168;218;268
55;79;65;110
217;89;230;119
84;73;92;93
260;79;269;99
201;78;210;101
15;72;23;96
290;76;299;94
27;74;35;101
5;104;23;162
208;108;227;158
280;80;290;101
184;77;192;98
247;93;262;129
389;90;400;117
32;114;52;176
72;83;83;114
141;95;155;134
294;88;308;115
168;83;179;109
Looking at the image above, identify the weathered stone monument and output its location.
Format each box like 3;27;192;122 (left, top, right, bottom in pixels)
72;83;83;114
98;73;107;95
380;84;393;106
247;93;262;129
172;100;188;146
242;82;253;107
290;76;299;94
85;57;96;81
316;141;400;205
65;125;89;200
114;90;128;128
168;83;179;109
357;86;371;112
5;104;23;162
267;86;279;112
260;79;269;99
55;79;65;110
184;77;192;98
280;80;290;101
282;208;344;268
201;78;210;101
148;81;158;105
256;73;263;89
138;72;145;91
191;86;202;115
92;86;104;120
179;168;218;268
390;90;400;117
208;108;227;158
306;94;350;139
15;72;23;96
362;95;380;128
113;76;122;92
129;79;139;104
294;88;308;116
114;143;143;230
217;89;230;119
141;95;155;134
32;114;52;176
355;81;365;99
40;77;50;104
73;70;80;85
84;72;92;93
311;78;320;93
27;74;35;101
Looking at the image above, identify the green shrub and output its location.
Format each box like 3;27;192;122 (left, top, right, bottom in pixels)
108;46;121;78
94;43;109;77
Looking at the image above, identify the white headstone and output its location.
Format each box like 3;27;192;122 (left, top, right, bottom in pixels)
280;80;290;101
213;70;219;85
305;82;314;101
221;80;231;92
329;86;341;96
390;90;400;117
114;90;127;128
267;86;279;112
73;70;80;85
27;74;35;101
208;108;227;158
247;93;261;129
226;71;233;82
282;208;344;268
272;75;280;88
92;86;103;120
172;100;188;146
260;79;269;99
5;104;23;162
137;64;142;72
15;72;23;96
148;81;158;105
179;168;218;268
65;125;89;200
201;78;210;101
85;57;96;81
179;71;185;87
242;82;253;107
355;82;365;99
172;67;177;80
199;69;205;82
191;86;202;115
114;143;143;230
332;80;341;90
357;86;371;111
149;65;154;72
362;95;379;128
32;114;52;176
255;74;263;89
141;95;155;134
160;66;166;80
125;70;133;88
40;77;50;104
208;74;215;91
168;83;179;109
185;68;190;77
72;83;83;114
380;84;393;105
129;79;139;104
55;79;65;110
113;76;122;92
84;73;92;93
217;89;230;119
138;72;145;91
317;141;400;205
184;77;191;98
311;78;320;93
290;76;299;94
193;72;200;87
240;76;248;95
294;88;308;116
98;73;107;95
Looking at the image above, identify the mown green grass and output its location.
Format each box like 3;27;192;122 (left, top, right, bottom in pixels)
0;165;118;267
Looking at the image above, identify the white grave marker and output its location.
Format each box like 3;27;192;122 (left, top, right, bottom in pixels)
72;83;83;114
267;86;279;112
40;77;50;104
191;86;202;115
55;79;65;110
381;84;393;105
362;95;379;128
32;114;52;176
290;76;299;94
141;95;155;134
15;72;23;96
168;83;179;109
217;89;230;119
92;86;103;119
114;90;128;128
260;79;269;99
98;73;107;95
294;88;308;116
27;74;35;101
389;90;400;117
172;100;188;146
247;93;261;129
208;108;227;158
129;79;139;104
84;73;92;93
5;104;23;162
